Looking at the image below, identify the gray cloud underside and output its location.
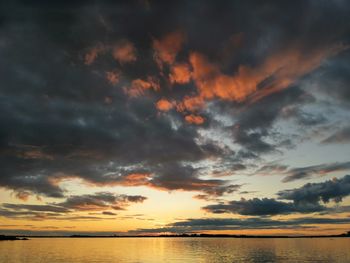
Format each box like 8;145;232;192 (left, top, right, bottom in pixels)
202;198;325;216
0;192;147;220
203;175;350;216
278;174;350;204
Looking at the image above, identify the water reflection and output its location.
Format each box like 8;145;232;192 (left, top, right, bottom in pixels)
0;237;349;262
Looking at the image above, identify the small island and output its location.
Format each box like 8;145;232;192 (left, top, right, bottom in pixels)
0;235;29;241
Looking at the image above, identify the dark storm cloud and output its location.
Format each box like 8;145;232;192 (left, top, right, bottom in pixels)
311;50;350;106
202;198;324;216
0;92;231;197
130;217;350;234
0;0;350;199
278;175;350;204
229;87;314;155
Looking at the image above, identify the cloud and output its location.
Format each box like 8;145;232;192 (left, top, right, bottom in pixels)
56;192;147;211
278;174;350;204
254;164;289;175
0;192;146;220
0;207;117;221
184;114;205;125
156;98;174;111
321;126;350;144
176;96;205;112
253;161;350;182
84;44;106;65
2;203;70;213
153;31;186;68
130;216;350;234
310;50;350;106
169;63;191;84
41;163;241;198
189;51;257;102
282;162;350;182
184;44;345;112
0;72;232;197
85;40;136;66
202;198;324;216
106;70;120;85
144;163;242;196
280;106;327;127
204;175;350;216
124;77;160;97
102;211;117;216
112;39;137;64
223;86;312;155
0;0;350;210
13;191;31;201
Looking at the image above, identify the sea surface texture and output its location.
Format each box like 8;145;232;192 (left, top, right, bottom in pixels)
0;237;349;262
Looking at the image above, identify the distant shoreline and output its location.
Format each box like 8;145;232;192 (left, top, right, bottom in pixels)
1;232;349;239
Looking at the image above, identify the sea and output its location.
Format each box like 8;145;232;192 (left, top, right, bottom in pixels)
0;237;349;262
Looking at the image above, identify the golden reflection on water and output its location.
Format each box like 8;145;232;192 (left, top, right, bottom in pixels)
0;237;350;262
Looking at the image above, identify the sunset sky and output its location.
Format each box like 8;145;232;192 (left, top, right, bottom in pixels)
1;0;350;236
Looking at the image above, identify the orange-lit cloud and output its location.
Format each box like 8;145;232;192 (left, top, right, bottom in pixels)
169;63;191;84
248;44;348;103
189;51;259;102
68;171;237;198
119;173;152;187
106;70;120;85
156;98;174;112
153;30;186;68
20;149;54;160
54;192;147;212
14;191;31;201
85;40;136;66
84;44;106;65
185;114;205;125
78;173;152;188
176;95;205;112
48;175;79;188
184;44;347;110
112;39;137;64
124;77;160;97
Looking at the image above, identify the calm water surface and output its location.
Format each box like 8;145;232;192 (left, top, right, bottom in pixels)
0;237;349;262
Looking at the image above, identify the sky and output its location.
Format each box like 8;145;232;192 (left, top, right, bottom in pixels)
1;0;350;236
